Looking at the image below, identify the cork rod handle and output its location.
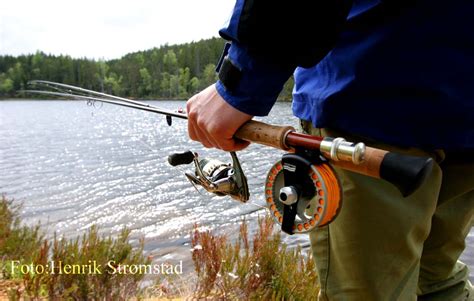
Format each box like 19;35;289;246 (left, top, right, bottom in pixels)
234;120;434;197
235;120;295;151
331;147;387;178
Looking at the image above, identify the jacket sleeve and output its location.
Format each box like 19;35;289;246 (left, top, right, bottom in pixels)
216;0;353;116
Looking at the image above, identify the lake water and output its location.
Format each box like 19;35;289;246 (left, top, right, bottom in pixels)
0;100;472;282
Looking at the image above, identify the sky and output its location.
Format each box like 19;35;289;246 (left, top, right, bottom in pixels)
0;0;235;60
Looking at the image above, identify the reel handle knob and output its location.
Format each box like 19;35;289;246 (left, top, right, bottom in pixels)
279;186;299;205
168;151;195;166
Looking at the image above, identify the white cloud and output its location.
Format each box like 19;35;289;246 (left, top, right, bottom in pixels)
0;0;235;59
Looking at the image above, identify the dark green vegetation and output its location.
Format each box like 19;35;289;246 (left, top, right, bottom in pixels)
0;196;149;300
0;37;294;100
1;195;318;299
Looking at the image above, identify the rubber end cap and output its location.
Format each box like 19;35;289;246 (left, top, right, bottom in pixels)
380;153;434;197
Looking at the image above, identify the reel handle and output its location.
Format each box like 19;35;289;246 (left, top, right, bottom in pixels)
168;151;195;166
235;120;434;197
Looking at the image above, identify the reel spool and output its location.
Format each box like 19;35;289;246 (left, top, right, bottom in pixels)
265;154;342;234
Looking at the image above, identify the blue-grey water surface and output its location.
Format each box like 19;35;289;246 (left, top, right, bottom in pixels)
0;100;472;281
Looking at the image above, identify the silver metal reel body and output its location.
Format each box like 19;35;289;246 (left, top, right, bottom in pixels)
169;151;249;203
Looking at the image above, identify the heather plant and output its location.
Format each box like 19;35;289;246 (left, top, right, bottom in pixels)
1;195;44;299
0;196;43;271
1;195;320;300
0;196;150;300
191;216;320;300
39;226;149;300
141;272;193;299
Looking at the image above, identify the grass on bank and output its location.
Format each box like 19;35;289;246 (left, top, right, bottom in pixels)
1;195;319;300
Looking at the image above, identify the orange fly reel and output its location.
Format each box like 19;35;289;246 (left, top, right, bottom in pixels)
265;155;342;234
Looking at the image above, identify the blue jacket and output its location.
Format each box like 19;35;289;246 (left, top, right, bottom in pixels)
217;0;474;151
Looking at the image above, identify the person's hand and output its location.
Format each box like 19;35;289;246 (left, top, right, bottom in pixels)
187;84;253;151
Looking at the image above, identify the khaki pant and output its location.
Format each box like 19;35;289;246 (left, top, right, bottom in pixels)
301;122;474;301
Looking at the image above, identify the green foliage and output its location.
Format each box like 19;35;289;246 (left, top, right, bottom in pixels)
0;74;14;94
190;216;320;300
0;38;295;100
0;197;316;299
0;195;150;300
0;196;43;267
202;63;218;88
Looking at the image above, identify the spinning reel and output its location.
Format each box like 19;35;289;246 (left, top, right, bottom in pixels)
168;151;249;203
168;149;342;235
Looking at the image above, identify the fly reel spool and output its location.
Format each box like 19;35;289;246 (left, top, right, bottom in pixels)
265;153;342;234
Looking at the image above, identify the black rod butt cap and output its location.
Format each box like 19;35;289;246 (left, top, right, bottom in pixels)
380;153;434;197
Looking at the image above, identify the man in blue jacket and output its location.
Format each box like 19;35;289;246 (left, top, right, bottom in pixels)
187;0;474;299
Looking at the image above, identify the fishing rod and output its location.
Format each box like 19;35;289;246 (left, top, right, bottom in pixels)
27;80;188;120
22;80;433;235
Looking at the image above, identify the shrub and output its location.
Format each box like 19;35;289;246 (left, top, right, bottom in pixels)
191;216;320;300
0;196;43;267
1;195;320;300
0;195;150;300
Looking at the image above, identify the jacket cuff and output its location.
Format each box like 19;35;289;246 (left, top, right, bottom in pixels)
215;42;294;116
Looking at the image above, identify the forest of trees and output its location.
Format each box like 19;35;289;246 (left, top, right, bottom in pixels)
0;37;293;100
